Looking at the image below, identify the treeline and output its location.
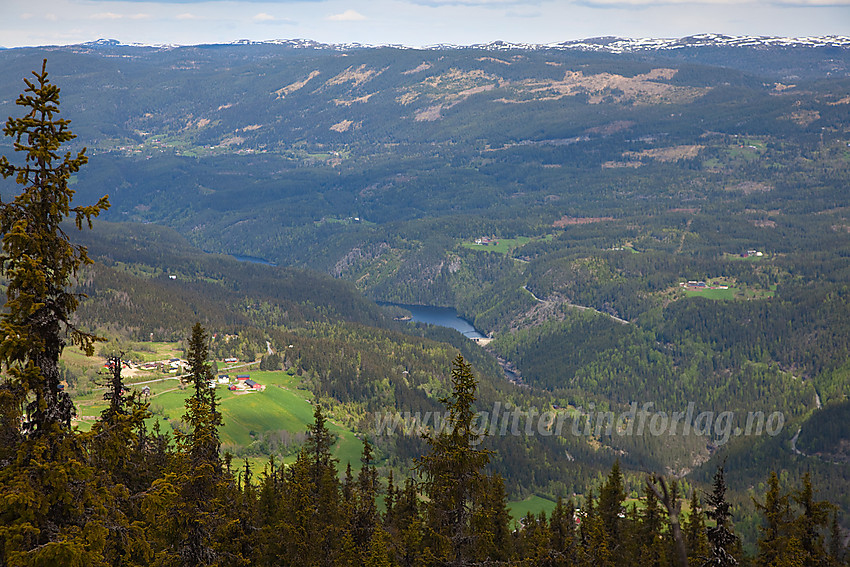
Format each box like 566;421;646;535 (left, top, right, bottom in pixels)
2;348;847;566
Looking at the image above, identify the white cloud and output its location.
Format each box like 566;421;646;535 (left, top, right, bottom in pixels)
90;11;149;20
251;12;296;25
91;12;124;20
176;13;198;20
328;9;367;21
506;9;542;17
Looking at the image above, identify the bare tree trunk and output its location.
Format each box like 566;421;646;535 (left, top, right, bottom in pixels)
649;475;688;567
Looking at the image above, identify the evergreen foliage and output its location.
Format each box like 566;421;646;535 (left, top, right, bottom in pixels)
0;59;108;436
703;465;739;567
1;55;849;567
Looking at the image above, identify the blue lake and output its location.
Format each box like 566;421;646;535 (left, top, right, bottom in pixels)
382;302;486;340
230;254;277;266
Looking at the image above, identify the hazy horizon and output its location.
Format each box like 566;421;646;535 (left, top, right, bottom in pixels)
3;0;849;50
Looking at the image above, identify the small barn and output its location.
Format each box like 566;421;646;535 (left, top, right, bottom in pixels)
244;379;265;391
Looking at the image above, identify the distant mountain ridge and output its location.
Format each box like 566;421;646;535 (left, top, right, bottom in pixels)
59;34;850;53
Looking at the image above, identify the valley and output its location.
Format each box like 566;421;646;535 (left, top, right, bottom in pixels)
2;37;850;548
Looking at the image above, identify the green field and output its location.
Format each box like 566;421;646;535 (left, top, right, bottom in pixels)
724;252;766;262
508;494;558;523
73;369;365;469
681;279;775;301
683;286;739;300
462;235;556;255
462;237;532;255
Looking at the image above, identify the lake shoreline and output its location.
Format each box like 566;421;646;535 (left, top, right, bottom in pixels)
378;302;487;341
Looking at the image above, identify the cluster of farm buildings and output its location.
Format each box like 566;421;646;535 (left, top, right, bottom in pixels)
680;281;730;290
219;374;266;392
99;355;266;393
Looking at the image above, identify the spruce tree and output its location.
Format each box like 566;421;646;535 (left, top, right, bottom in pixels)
269;405;344;566
753;472;799;567
683;490;709;566
0;59;111;567
640;476;668;567
580;490;612;567
416;354;491;566
144;323;234;567
354;438;380;551
702;465;738;567
0;59;109;436
793;472;832;567
549;495;577;566
598;460;625;555
392;477;423;567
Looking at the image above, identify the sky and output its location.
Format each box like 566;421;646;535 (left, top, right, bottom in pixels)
2;0;849;49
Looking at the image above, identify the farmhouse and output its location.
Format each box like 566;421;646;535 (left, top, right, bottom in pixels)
244;379;266;391
236;374;250;381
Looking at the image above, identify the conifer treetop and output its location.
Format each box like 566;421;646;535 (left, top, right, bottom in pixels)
0;59;109;435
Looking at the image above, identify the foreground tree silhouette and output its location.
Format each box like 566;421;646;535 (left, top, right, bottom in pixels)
416;354;497;566
0;59;109;435
0;59;111;567
703;465;739;567
144;322;239;566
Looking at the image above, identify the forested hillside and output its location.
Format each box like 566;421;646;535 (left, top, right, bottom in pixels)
1;40;850;560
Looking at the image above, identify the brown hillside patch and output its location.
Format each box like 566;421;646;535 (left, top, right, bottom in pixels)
624;144;703;162
275;70;321;99
334;93;376;106
330;120;359;132
727;181;773;194
402;62;432;75
554;216;615;227
477;56;511;65
405;69;499;121
783;109;820;126
751;219;777;228
325;64;385;88
495;68;706;106
602;161;643;169
827;95;850;105
415;105;444;122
